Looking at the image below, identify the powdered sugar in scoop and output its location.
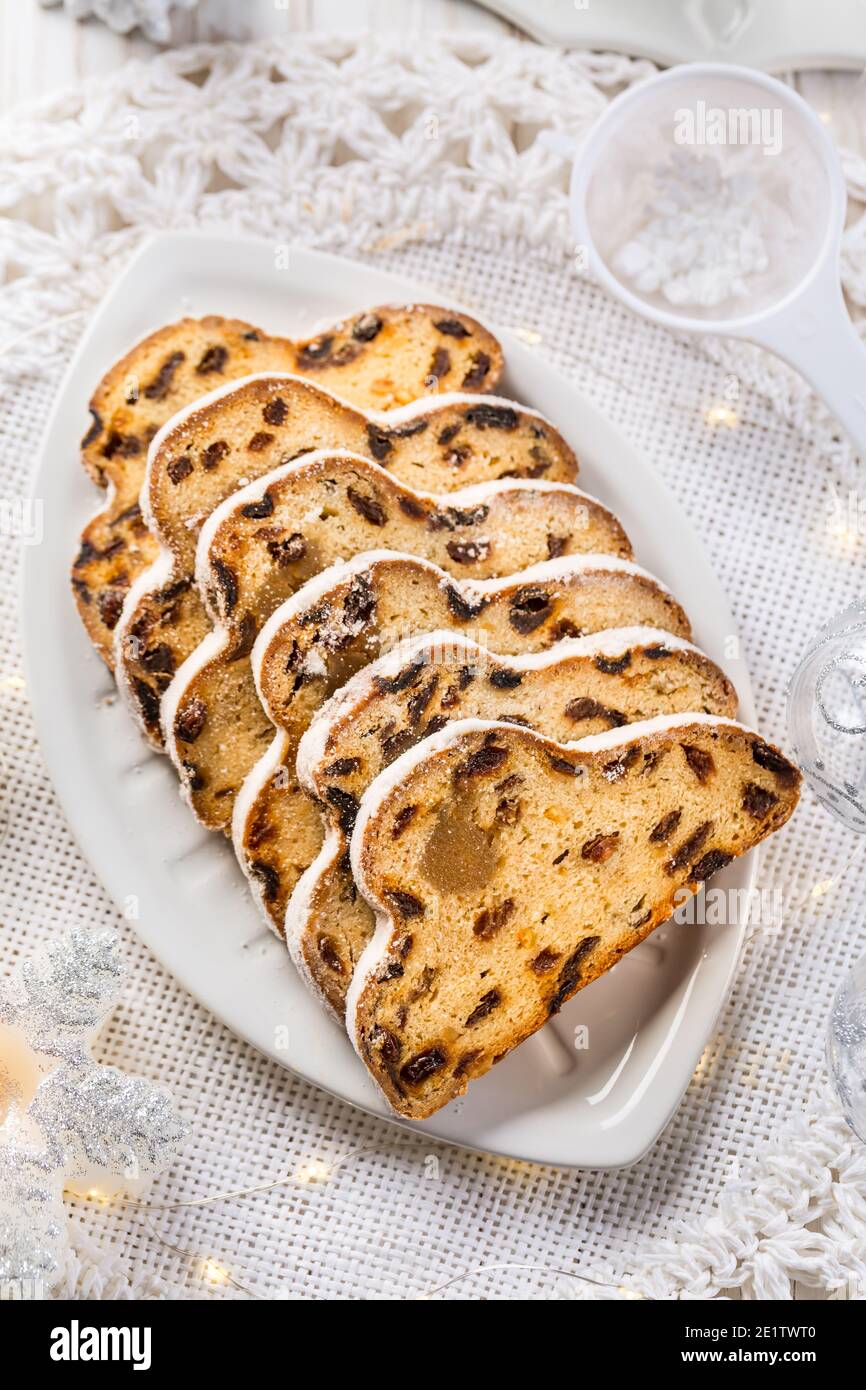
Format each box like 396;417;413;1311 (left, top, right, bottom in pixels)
585;78;830;322
613;150;769;309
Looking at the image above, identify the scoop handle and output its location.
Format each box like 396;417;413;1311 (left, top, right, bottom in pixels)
748;268;866;470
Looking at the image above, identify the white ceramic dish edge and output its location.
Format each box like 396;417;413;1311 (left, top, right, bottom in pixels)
22;231;758;1168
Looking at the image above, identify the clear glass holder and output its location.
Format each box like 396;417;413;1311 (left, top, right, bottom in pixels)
827;953;866;1144
788;601;866;1144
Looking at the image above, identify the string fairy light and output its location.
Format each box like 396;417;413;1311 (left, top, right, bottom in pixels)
414;1260;648;1300
116;1142;392;1213
811;878;836;900
0;307;88;360
757;830;866;933
828;524;860;553
508;326;544;346
199;1257;231;1287
110;1141;651;1300
294;1159;331;1185
552;333;770;439
139;1220;265;1299
705;402;739;428
825;479;861;550
116;1170;298;1212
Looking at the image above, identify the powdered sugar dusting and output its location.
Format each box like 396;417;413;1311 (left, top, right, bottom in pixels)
613;151;769;309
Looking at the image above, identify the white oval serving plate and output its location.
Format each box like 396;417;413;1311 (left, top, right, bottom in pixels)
23;232;755;1168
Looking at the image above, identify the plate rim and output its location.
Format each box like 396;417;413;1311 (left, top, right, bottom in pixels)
22;229;758;1169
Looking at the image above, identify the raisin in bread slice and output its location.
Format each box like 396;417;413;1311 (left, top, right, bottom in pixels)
115;375;578;744
347;714;801;1119
74;307;502;667
290;628;737;1018
161;454;630;831
235;550;692;937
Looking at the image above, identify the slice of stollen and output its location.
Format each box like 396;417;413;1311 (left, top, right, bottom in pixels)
347;714;801;1119
74;306;503;667
114;375;578;744
234;550;693;939
290;628;737;1018
161;454;630;833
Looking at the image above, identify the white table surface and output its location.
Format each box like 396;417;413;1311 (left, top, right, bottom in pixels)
2;0;866;158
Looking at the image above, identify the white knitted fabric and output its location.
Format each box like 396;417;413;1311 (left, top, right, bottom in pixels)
2;34;866;1301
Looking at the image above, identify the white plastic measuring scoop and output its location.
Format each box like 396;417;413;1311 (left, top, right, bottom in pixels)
555;63;866;460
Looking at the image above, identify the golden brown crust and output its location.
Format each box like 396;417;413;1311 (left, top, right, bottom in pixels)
117;379;580;745
237;554;694;946
350;719;800;1118
294;634;737;1017
164;455;629;827
147;381;580;572
73;305;505;666
76;317;297;665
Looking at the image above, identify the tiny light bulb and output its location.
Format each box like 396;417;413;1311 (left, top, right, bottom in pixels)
200;1258;229;1285
827;520;860;552
294;1159;330;1185
705;403;738;428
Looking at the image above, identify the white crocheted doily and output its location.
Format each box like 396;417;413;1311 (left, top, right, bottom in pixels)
2;35;866;1301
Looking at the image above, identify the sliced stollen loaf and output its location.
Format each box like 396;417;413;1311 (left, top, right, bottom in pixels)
74;306;503;667
162;453;631;830
234;550;693;939
290;628;737;1018
114;376;578;744
347;715;801;1119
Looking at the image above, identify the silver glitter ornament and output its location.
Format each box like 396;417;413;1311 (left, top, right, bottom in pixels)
0;929;187;1296
37;0;201;46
